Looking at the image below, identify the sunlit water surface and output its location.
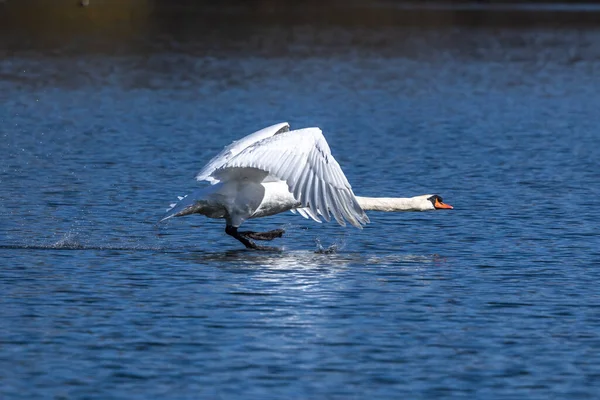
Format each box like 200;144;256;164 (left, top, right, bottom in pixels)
2;13;600;399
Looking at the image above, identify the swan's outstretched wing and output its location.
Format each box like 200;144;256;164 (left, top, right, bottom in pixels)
196;122;290;184
211;127;370;228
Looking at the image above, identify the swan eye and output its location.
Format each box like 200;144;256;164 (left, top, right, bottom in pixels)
427;195;443;207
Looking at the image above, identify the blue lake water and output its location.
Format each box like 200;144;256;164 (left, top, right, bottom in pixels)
2;5;600;399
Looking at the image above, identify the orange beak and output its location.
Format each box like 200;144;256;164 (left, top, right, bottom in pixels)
434;198;453;209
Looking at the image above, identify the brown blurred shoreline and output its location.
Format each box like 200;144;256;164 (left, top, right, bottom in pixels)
2;0;600;54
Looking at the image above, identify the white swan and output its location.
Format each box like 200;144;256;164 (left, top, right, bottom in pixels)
162;122;453;249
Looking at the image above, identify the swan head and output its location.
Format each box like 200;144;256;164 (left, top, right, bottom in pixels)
425;194;453;210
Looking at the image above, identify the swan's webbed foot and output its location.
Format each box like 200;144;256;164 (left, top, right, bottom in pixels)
239;229;284;241
225;226;284;250
225;225;256;249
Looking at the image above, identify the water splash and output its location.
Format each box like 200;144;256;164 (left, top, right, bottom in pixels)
52;230;85;249
314;237;345;254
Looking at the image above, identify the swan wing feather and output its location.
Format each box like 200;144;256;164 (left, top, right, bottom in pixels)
195;122;290;184
211;127;369;228
293;207;322;223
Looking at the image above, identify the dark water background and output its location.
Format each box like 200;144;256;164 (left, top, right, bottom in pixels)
2;1;600;398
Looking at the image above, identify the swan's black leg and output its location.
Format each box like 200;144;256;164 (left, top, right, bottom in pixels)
225;225;258;249
239;229;285;241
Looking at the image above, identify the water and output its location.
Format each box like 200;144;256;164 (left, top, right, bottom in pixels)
2;3;600;398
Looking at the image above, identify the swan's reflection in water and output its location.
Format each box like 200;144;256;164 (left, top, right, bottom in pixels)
181;249;447;289
185;249;353;287
186;249;445;267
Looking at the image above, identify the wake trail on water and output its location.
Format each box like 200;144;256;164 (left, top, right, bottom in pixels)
0;242;169;251
1;229;170;251
1;223;376;255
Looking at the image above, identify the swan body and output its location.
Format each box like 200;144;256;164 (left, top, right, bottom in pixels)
163;122;452;249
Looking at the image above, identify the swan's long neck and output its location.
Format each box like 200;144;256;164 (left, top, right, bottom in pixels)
355;196;429;212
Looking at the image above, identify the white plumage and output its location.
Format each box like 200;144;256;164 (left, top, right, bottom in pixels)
162;122;452;249
211;127;368;227
195;122;291;184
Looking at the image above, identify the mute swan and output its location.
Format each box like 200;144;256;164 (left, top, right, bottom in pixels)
162;122;452;249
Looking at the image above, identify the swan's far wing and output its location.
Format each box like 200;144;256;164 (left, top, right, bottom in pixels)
196;122;290;184
291;207;323;223
212;127;369;228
